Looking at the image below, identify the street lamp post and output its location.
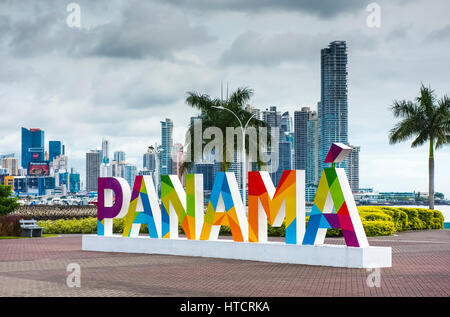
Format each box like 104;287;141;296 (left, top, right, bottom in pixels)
213;106;256;208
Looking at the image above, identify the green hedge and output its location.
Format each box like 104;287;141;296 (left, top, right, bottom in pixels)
38;207;444;237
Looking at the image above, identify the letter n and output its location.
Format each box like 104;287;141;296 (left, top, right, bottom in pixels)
123;175;162;238
161;174;204;239
248;170;305;244
97;177;130;236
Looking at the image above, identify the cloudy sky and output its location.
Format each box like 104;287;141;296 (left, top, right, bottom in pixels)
0;0;449;197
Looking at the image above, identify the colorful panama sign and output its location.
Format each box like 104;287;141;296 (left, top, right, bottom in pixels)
86;143;391;268
96;145;368;248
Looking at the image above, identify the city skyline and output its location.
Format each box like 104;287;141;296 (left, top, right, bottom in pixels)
0;1;449;197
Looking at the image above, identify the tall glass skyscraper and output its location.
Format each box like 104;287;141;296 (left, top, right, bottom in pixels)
295;107;318;186
49;141;62;162
348;145;360;192
160;118;173;176
86;150;101;192
114;151;125;163
319;41;348;175
21;128;45;171
143;148;156;172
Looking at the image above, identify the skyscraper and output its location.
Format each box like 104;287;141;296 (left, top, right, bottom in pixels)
306;109;319;186
261;106;284;185
123;164;137;187
101;139;110;164
319;41;348;176
69;168;81;193
160;118;173;176
143;148;156;172
295;107;319;202
114;151;125;164
262;106;281;129
1;157;18;176
49;141;62;162
21;128;45;171
348;145;360;192
86;150;101;192
294;108;309;171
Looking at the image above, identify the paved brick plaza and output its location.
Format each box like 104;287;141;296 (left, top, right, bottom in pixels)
0;230;449;297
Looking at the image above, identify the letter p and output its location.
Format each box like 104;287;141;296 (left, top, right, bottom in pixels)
98;177;131;236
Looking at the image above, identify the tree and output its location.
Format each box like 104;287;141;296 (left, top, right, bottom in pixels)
389;84;450;209
434;192;444;200
181;87;270;174
0;185;21;216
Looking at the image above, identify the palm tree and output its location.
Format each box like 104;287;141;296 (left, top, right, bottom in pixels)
389;84;450;209
181;87;270;175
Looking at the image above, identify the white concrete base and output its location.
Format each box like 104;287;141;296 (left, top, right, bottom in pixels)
82;235;392;268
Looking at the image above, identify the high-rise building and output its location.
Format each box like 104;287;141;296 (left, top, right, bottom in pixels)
294;108;309;171
348;145;360;192
114;151;125;164
50;155;68;174
193;162;214;199
111;161;124;178
319;41;348;176
281;111;291;135
21;128;45;171
100;162;112;177
101;139;110;164
262;106;281;129
172;143;184;179
69;168;81;193
262;106;285;185
123;164;137;187
1;157;18;176
245;104;261;120
160;118;173;176
86;150;101;192
49;141;62;162
295;108;319;182
143;148;156;172
306;109;319;186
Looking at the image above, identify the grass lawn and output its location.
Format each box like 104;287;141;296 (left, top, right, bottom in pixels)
0;234;59;239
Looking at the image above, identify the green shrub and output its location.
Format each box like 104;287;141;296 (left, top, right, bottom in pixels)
37;207;444;238
362;220;396;236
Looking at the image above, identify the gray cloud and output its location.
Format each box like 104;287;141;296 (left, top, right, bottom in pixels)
219;31;318;66
87;2;214;59
153;0;363;18
425;24;450;42
0;1;213;60
219;31;381;67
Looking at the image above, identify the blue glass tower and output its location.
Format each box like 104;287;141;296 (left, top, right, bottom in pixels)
49;141;62;162
21;128;45;171
318;41;348;176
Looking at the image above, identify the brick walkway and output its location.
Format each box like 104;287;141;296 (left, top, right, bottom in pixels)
0;230;449;297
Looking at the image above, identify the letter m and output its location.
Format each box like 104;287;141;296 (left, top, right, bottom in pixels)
248;170;305;244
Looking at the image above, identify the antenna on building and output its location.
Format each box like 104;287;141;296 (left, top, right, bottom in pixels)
226;82;229;101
